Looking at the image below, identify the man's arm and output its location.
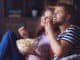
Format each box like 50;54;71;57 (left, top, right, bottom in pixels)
45;19;72;58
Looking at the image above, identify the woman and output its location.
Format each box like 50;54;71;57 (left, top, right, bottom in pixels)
21;7;59;60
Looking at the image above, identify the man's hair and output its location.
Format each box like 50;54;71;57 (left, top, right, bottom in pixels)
54;3;75;16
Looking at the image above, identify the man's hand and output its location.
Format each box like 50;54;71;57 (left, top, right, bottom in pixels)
41;16;55;34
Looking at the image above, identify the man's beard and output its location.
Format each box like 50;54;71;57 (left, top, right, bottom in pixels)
51;23;60;32
56;19;66;26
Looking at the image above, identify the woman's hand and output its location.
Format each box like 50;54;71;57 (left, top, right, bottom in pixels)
18;26;29;39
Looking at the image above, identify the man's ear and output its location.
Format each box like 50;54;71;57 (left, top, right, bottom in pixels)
66;14;71;21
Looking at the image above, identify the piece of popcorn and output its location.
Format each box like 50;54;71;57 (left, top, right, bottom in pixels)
16;38;37;55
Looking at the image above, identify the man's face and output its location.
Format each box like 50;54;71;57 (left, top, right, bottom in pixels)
52;6;67;25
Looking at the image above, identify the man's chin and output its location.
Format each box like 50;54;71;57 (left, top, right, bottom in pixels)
55;21;63;25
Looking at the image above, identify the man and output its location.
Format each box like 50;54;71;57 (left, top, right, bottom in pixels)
42;3;80;60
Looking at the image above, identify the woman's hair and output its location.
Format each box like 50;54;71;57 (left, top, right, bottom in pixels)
35;6;53;36
17;24;27;30
36;6;59;36
36;19;45;36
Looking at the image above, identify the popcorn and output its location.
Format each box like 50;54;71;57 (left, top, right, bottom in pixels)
16;38;37;55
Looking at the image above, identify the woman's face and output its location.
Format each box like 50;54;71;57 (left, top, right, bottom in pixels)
41;9;53;27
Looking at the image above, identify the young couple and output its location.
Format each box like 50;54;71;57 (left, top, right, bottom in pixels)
0;3;80;60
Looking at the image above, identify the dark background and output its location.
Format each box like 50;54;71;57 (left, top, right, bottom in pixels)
0;0;80;38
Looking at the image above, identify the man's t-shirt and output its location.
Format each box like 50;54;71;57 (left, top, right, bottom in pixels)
57;25;80;56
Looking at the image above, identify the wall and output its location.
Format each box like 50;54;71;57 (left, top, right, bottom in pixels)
0;0;39;38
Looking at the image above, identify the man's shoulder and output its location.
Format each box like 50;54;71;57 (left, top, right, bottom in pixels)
65;25;80;33
69;25;80;30
57;25;80;44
